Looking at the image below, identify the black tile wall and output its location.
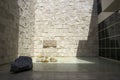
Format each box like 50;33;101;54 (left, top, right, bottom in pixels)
98;10;120;61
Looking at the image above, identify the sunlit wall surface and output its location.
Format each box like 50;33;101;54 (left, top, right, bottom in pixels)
34;0;98;57
18;0;36;56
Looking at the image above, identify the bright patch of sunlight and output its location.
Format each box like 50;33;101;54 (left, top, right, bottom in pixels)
32;57;95;64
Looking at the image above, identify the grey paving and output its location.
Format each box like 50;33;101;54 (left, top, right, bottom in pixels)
0;57;120;80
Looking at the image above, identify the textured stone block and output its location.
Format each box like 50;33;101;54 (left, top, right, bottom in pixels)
0;23;5;33
0;7;14;21
43;40;57;48
18;0;35;56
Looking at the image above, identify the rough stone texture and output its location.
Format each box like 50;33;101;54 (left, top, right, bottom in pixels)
34;0;98;56
0;0;98;62
18;0;36;57
43;40;57;48
0;0;19;64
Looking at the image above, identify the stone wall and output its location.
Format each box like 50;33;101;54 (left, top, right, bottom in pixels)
0;0;19;64
34;0;98;57
0;0;98;62
18;0;36;57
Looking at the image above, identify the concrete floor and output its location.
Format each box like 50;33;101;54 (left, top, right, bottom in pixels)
0;57;120;80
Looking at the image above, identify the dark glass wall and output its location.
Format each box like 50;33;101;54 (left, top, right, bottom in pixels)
98;10;120;60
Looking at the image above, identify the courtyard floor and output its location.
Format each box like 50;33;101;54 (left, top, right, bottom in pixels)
0;57;120;80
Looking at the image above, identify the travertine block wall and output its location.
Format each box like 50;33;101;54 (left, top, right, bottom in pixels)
0;0;98;62
34;0;98;56
0;0;19;64
18;0;36;56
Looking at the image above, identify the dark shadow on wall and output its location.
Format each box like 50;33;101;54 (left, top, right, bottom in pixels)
0;0;19;64
77;0;99;57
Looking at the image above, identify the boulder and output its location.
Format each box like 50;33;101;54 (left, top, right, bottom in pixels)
10;56;33;73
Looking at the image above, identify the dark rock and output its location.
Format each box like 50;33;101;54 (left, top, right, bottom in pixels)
10;56;33;73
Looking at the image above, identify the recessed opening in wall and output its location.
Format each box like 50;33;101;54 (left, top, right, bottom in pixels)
43;40;57;48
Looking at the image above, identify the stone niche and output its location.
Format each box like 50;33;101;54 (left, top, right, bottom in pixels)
43;40;57;48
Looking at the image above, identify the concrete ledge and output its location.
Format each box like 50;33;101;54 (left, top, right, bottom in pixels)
100;57;120;63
